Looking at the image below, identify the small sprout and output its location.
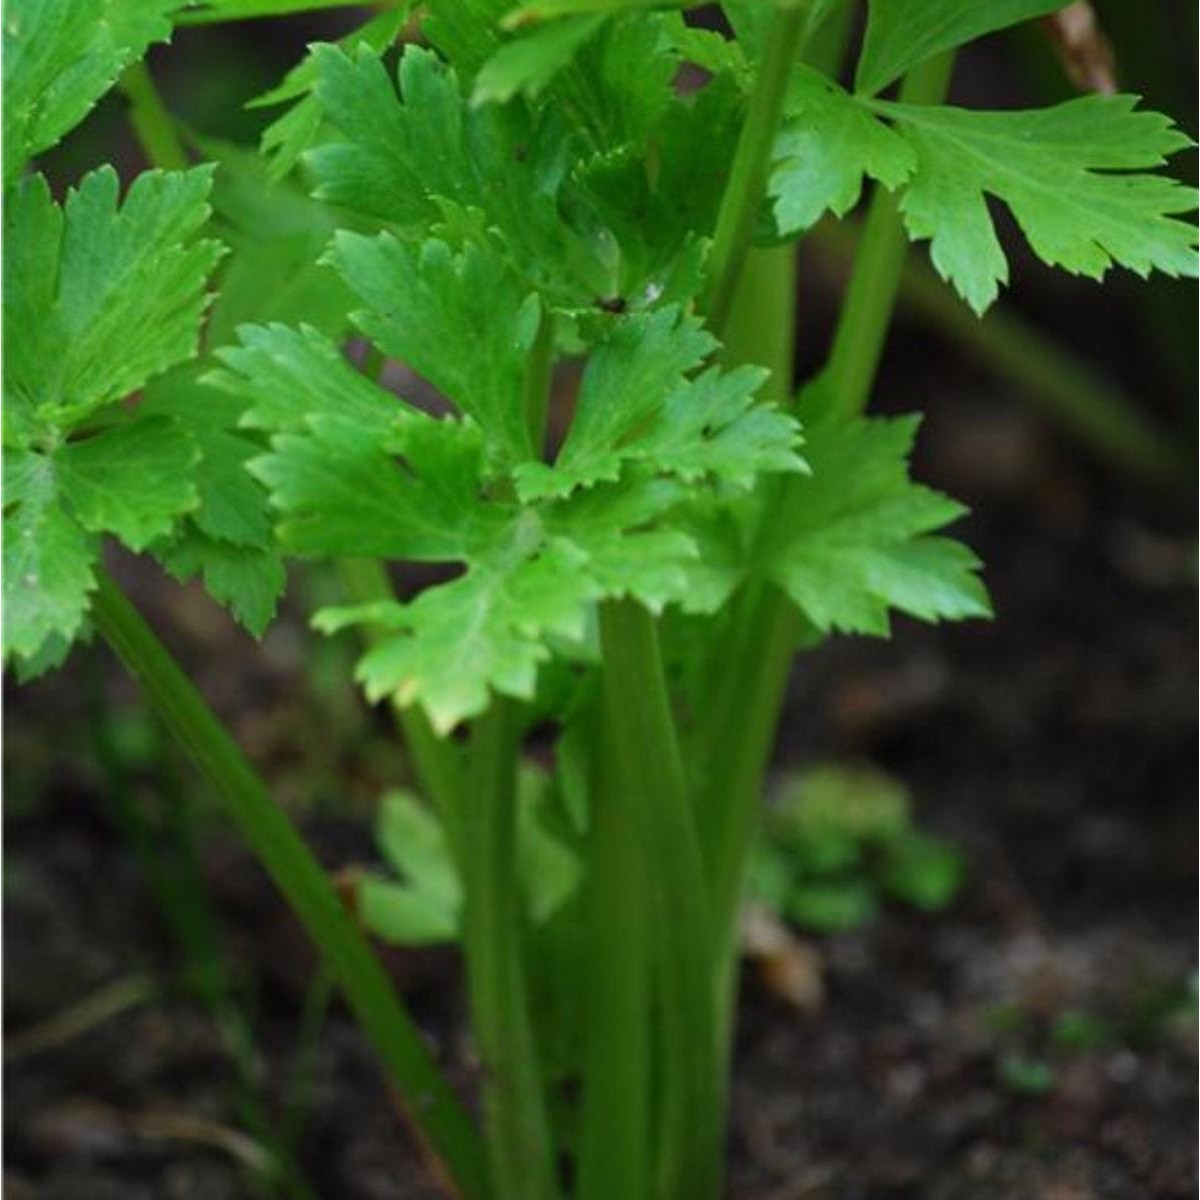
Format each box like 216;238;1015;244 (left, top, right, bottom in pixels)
998;1055;1057;1096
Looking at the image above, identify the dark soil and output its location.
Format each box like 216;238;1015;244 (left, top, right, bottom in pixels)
8;13;1199;1194
5;357;1197;1199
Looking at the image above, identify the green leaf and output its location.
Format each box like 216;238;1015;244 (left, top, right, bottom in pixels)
516;764;582;923
770;79;1198;312
787;878;878;933
156;533;286;636
358;788;462;945
421;0;511;78
762;416;991;635
515;307;803;499
309;44;610;305
141;372;274;550
770;66;915;235
248;8;408;181
473;14;606;105
3;167;224;432
252;413;497;563
316;485;694;732
2;446;96;662
200;139;355;345
56;416;198;551
880;831;965;912
874;94;1200;314
210;322;399;437
2;413;200;668
330;232;542;464
2;0;176;185
855;0;1063;96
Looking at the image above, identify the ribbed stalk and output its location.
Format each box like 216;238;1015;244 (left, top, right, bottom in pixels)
597;598;719;1200
461;700;561;1200
577;715;651;1200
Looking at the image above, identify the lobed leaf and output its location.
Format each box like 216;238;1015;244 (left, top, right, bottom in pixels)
2;0;177;185
4;167;224;431
2;167;224;668
515;306;804;500
761;417;991;635
770;74;1198;312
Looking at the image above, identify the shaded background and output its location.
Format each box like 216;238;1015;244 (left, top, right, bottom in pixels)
6;4;1198;1197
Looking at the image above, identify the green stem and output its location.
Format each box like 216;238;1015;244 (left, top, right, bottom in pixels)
812;219;1192;485
462;700;561;1200
703;2;808;334
576;713;651;1200
90;570;490;1200
692;244;802;1026
820;51;956;421
597;598;719;1200
283;963;336;1157
119;61;188;171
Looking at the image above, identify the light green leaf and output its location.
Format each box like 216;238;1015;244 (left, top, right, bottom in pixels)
855;0;1063;96
311;481;694;732
516;307;803;499
762;417;991;635
332;529;602;732
875;94;1200;313
515;305;715;497
359;788;462;945
210;322;399;437
2;0;176;185
359;876;461;945
252;413;497;563
770;66;915;235
769;81;1198;312
3;167;223;432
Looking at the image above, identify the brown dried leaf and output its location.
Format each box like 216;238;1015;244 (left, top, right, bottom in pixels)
741;902;826;1014
1041;2;1118;94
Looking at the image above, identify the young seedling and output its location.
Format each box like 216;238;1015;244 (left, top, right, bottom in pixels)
3;2;1195;1198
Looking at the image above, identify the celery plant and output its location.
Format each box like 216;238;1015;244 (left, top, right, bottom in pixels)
3;2;1196;1199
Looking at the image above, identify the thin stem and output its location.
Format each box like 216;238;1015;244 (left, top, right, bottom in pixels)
576;712;651;1200
597;598;719;1200
692;244;801;1014
5;975;158;1063
703;2;808;334
820;51;956;421
462;700;561;1200
283;963;336;1156
90;569;491;1200
336;558;466;861
119;61;188;171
